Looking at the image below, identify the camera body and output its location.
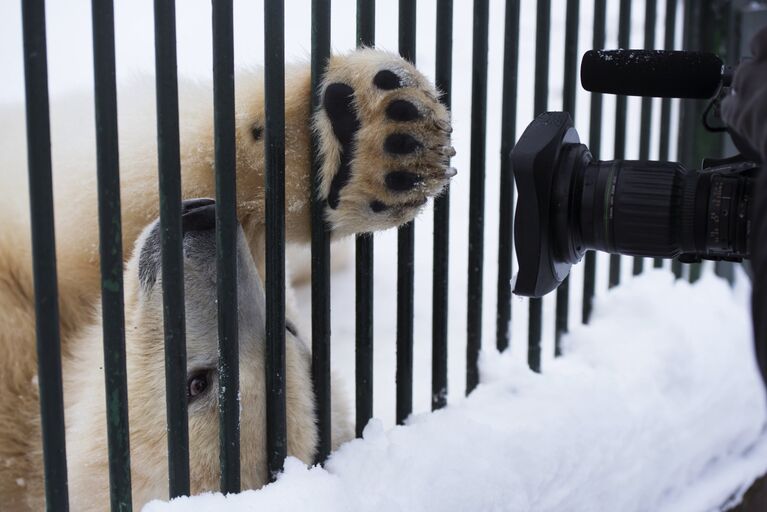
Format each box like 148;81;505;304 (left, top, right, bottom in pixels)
511;50;761;298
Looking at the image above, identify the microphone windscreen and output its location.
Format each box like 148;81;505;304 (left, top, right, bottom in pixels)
581;50;724;99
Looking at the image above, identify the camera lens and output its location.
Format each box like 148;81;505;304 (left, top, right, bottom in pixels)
557;147;753;263
511;112;754;298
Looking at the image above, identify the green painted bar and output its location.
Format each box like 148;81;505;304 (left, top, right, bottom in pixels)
397;0;416;422
153;0;191;498
91;0;132;508
555;0;579;357
634;0;657;276
354;0;375;436
212;0;241;492
467;0;489;391
528;0;550;373
496;0;520;354
264;0;288;479
582;0;606;325
609;0;632;289
433;0;453;410
21;0;70;508
311;0;333;460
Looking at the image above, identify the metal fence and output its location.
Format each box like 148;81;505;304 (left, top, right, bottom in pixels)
18;0;739;510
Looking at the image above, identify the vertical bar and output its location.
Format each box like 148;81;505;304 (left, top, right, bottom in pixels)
583;0;606;324
672;258;684;279
466;0;489;392
21;1;69;509
689;263;702;283
153;0;190;498
555;0;579;356
265;0;287;479
528;0;550;373
91;0;132;509
609;0;631;289
658;0;676;270
354;0;373;438
496;0;520;355
311;0;333;460
397;0;416;423
635;0;657;276
432;0;452;410
212;0;240;492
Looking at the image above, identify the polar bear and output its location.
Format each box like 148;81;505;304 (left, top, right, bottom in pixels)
0;49;453;509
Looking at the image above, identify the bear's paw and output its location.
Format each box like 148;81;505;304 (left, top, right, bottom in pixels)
313;49;455;236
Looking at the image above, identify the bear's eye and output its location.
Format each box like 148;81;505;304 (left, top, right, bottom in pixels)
187;372;209;401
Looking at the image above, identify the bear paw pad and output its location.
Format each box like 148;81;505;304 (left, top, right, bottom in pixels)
313;49;455;236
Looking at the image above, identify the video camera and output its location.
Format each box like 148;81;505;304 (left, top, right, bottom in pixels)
512;49;762;298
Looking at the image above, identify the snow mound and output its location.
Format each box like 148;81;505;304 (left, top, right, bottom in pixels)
144;271;767;512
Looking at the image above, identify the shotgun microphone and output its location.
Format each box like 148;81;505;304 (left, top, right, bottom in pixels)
581;49;730;99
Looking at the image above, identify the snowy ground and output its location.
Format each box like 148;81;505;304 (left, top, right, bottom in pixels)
146;272;767;512
2;0;767;510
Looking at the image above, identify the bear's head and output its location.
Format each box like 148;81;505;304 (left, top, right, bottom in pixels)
64;199;328;510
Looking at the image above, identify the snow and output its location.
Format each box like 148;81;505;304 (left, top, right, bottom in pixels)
2;0;766;510
145;271;767;512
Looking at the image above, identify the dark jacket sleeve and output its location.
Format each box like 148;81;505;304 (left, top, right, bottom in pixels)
722;26;767;386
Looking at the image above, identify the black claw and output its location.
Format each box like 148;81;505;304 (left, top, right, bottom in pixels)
386;100;421;122
373;70;402;90
385;170;422;191
384;133;422;155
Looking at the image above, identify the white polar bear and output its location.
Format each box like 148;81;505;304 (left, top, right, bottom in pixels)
0;49;453;509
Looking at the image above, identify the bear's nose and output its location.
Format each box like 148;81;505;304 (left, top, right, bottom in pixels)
182;198;216;233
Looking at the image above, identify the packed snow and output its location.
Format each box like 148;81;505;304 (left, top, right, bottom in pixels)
145;272;767;511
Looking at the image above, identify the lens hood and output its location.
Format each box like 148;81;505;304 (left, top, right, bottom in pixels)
511;112;580;298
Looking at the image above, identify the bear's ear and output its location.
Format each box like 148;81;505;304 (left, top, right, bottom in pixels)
137;223;161;291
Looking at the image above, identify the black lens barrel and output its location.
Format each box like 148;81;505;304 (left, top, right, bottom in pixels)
562;147;753;262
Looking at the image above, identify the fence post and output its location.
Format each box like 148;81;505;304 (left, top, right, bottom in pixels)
466;0;489;390
396;0;417;423
212;0;241;491
21;1;70;508
527;0;550;372
311;0;333;461
432;0;453;410
554;0;579;356
354;0;375;436
91;0;133;508
264;0;288;480
496;0;521;354
582;0;607;325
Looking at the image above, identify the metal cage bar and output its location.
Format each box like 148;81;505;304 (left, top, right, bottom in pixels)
661;0;679;273
555;0;580;357
466;0;489;393
396;0;416;423
496;0;520;355
264;0;288;479
311;0;333;461
635;0;658;275
91;0;133;508
354;0;375;437
153;0;190;498
609;0;632;289
528;0;551;373
212;0;241;492
432;0;453;410
21;0;70;508
582;0;606;325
